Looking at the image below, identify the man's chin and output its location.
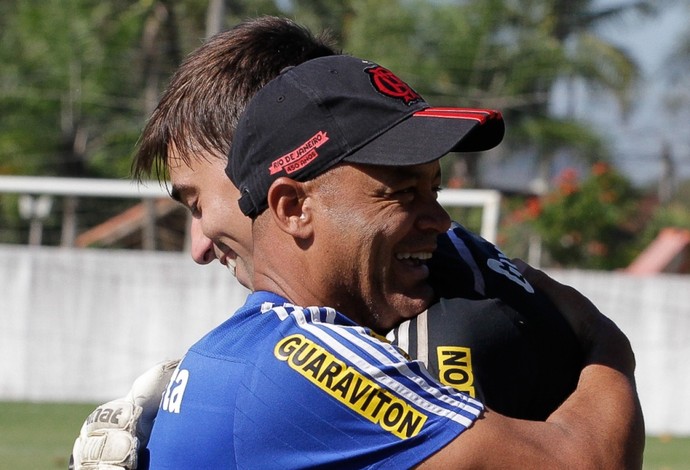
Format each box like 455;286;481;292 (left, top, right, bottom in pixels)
379;289;434;332
233;266;253;291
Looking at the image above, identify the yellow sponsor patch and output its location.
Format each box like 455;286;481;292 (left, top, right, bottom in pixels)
274;334;427;439
437;346;476;398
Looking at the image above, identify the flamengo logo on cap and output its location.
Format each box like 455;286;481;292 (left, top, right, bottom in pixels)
366;65;421;105
269;131;330;175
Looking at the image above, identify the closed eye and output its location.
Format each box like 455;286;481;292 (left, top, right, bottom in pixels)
394;185;442;199
189;202;201;218
391;187;416;202
171;184;201;217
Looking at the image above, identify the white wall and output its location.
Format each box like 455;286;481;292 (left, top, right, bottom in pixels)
0;245;248;402
546;269;690;437
1;245;688;435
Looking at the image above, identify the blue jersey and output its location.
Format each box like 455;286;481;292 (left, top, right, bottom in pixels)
145;291;483;469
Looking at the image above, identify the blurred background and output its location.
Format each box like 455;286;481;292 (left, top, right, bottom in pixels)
0;0;689;468
2;0;690;266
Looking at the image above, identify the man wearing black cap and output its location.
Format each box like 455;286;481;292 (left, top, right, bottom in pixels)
71;20;585;468
71;19;597;468
140;54;642;468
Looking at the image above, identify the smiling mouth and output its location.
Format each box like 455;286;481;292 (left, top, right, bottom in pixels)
396;251;433;266
226;257;237;277
219;251;238;278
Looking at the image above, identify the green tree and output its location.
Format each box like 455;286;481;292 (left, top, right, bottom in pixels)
498;0;657;188
0;0;671;254
0;0;201;244
330;0;658;190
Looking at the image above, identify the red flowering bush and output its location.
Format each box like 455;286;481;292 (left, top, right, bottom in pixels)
502;162;641;269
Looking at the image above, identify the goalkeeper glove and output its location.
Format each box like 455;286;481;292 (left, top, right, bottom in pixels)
69;359;180;470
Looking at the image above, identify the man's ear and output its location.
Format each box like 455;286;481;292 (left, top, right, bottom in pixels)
266;177;313;239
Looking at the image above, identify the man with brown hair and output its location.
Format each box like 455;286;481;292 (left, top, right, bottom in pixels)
133;15;579;419
140;53;642;468
70;17;639;469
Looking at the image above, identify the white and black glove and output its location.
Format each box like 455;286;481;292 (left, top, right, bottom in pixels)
69;359;180;470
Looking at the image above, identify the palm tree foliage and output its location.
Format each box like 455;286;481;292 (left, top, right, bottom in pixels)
0;0;669;248
329;0;656;188
0;0;660;179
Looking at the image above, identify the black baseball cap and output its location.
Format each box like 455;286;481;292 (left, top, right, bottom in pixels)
227;54;505;217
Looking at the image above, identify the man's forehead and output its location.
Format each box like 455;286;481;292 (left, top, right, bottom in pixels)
167;142;227;169
355;160;443;181
166;148;214;200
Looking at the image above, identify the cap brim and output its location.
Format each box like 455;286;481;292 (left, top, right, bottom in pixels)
345;108;504;167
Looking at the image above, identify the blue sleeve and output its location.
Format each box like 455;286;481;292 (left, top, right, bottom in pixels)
146;305;483;469
233;320;483;468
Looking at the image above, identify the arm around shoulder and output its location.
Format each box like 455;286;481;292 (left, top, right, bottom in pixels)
417;264;644;469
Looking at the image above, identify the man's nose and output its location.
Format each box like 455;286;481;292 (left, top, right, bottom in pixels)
416;197;451;234
190;217;215;264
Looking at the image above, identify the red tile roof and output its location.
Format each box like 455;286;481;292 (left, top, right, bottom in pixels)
626;227;690;275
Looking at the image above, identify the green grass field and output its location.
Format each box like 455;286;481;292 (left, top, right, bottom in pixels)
1;401;689;469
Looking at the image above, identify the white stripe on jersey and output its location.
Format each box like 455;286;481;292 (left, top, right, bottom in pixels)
271;304;290;320
416;310;429;368
286;307;483;428
392;320;410;353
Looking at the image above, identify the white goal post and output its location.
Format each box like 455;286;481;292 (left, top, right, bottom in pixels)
0;175;501;243
438;189;500;243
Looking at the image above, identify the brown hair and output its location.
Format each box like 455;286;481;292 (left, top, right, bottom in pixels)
132;16;338;181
